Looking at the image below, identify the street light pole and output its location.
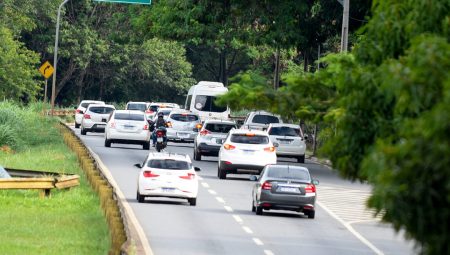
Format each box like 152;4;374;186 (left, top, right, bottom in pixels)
50;0;70;116
340;0;350;52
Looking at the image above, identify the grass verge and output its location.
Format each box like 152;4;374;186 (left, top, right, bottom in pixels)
0;101;110;255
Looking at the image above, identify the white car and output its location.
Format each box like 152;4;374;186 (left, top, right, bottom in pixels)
136;152;200;205
166;110;202;142
193;120;237;161
217;129;277;179
126;101;150;112
146;102;180;120
151;108;173;122
242;110;283;130
80;104;115;135
74;100;105;128
104;110;151;150
267;123;307;163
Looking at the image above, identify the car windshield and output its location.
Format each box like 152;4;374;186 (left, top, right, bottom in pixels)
114;112;145;121
171;114;199;122
89;107;114;114
230;134;269;144
252;114;280;124
147;159;191;170
267;166;310;180
269;127;300;137
205;123;235;133
194;95;227;113
127;104;147;112
149;105;159;112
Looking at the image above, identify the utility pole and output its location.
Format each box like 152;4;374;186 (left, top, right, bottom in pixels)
50;0;70;116
340;0;350;52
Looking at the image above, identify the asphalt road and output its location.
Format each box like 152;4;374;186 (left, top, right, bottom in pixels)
74;128;416;255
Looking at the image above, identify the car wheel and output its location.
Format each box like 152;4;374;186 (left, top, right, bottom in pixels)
256;205;263;215
81;127;87;135
137;191;145;203
188;197;197;206
306;210;315;219
75;123;80;129
143;142;150;150
251;200;256;212
194;147;201;161
297;155;305;163
104;138;111;148
218;166;227;179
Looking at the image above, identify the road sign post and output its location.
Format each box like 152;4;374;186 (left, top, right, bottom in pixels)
39;61;54;114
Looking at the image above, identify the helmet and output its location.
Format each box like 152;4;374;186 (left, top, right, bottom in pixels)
157;112;164;117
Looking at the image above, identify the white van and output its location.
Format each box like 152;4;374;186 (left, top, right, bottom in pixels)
185;81;230;120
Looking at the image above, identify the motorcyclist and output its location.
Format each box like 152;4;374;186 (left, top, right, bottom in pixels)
150;112;168;147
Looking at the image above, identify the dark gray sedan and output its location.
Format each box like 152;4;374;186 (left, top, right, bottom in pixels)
251;165;319;218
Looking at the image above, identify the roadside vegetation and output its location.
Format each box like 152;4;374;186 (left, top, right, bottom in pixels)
0;101;110;255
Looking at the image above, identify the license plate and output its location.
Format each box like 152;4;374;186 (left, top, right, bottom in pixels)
214;138;223;144
124;125;134;129
177;132;189;138
157;137;163;142
278;140;291;144
162;188;175;193
242;150;254;155
278;187;299;193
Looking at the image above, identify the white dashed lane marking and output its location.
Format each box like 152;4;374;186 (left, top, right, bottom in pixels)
264;250;275;255
252;238;264;246
224;205;233;212
208;189;217;195
201;182;209;188
242;226;253;234
232;214;243;224
215;196;226;204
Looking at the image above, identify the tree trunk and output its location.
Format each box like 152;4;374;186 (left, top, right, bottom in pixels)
75;68;87;104
219;50;228;86
273;47;281;89
303;48;309;72
55;59;77;100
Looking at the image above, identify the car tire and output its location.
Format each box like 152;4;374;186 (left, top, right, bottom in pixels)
81;127;87;135
188;197;197;206
75;123;80;129
306;210;315;219
194;147;201;161
297;155;305;163
104;138;111;148
256;205;263;215
218;166;227;179
251;200;256;212
143;142;150;150
137;191;145;203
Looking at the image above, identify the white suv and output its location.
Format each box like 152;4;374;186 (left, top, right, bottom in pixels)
104;110;151;150
267;123;307;163
126;102;150;112
193;120;236;161
136;152;200;205
217;129;277;179
74;100;105;128
80;104;115;135
242;111;283;130
166;110;202;142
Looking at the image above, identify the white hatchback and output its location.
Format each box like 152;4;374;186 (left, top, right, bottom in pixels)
136;153;200;205
267;123;307;163
74;100;105;128
104;110;151;150
80;104;115;135
217;129;277;179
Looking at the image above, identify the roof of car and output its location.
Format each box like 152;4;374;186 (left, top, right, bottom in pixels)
80;100;105;104
230;128;268;136
114;110;145;114
248;110;278;116
265;164;310;173
87;104;115;109
268;123;300;128
170;109;199;115
203;119;236;125
146;152;191;162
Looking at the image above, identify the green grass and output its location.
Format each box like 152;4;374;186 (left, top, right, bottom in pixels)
0;101;110;255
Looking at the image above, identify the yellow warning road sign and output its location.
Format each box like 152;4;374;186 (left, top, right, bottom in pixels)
39;61;54;79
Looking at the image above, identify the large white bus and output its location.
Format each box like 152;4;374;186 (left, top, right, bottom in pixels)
185;81;230;121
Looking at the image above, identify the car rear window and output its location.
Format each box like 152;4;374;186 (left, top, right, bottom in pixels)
147;159;191;170
269;127;300;137
230;134;269;144
205;123;235;133
114;112;145;121
252;114;280;124
81;102;102;108
171;114;199;122
159;110;171;116
267;166;310;180
89;107;114;114
127;103;147;112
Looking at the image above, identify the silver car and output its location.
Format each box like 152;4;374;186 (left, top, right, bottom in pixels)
166;110;201;142
193;120;236;161
251;164;319;218
267;123;307;163
80;104;115;135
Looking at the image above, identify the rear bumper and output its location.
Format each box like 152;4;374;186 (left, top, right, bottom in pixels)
167;129;197;142
219;161;266;172
107;129;150;142
197;143;221;156
257;191;316;211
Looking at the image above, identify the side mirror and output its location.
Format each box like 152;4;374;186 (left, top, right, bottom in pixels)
273;142;279;148
312;179;319;185
249;175;258;181
79;110;84;114
194;167;201;172
134;163;142;168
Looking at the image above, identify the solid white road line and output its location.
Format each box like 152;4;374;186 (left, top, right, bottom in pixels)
252;238;264;246
224;205;233;212
242;226;253;234
208;189;217;195
215;196;226;204
317;201;384;255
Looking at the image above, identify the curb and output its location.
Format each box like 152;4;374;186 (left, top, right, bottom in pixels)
306;155;333;169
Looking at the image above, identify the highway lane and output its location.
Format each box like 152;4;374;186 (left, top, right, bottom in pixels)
74;128;415;255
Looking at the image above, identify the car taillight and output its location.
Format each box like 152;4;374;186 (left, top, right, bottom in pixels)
143;124;148;130
145;110;153;113
110;122;115;128
84;114;91;119
156;131;164;137
166;121;172;127
143;171;159;178
76;109;81;114
223;144;235;150
305;184;316;193
179;173;195;180
195;123;202;129
264;146;275;152
199;129;211;136
262;181;272;190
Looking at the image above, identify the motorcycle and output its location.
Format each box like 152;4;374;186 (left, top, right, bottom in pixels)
155;127;167;152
